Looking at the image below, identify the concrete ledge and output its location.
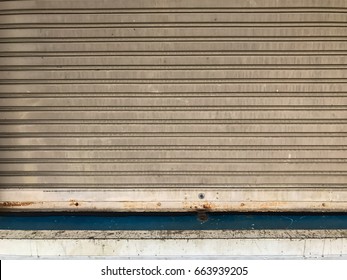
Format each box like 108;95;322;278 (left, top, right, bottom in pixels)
1;230;347;259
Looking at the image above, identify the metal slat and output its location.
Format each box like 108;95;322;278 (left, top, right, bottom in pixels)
0;175;346;186
2;13;347;24
0;0;346;10
0;150;345;160
1;83;346;93
1;124;346;134
2;28;347;39
2;42;347;52
1;56;347;66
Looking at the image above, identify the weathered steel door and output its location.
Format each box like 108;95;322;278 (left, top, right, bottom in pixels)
0;0;346;212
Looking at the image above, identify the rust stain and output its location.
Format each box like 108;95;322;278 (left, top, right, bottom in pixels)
197;211;209;222
69;200;79;207
202;202;213;210
0;201;34;207
183;201;216;211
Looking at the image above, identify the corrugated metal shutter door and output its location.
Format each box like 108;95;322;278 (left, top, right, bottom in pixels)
1;0;347;212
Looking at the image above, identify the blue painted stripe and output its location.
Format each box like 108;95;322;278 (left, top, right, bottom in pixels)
1;213;347;230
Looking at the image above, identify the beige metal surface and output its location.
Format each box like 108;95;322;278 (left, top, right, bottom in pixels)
0;0;347;211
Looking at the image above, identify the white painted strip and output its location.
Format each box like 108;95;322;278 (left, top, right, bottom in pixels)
1;188;346;212
1;230;347;259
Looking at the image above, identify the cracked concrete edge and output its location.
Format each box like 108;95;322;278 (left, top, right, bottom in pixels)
1;229;347;239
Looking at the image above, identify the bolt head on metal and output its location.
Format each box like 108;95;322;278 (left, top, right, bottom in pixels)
198;193;205;199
